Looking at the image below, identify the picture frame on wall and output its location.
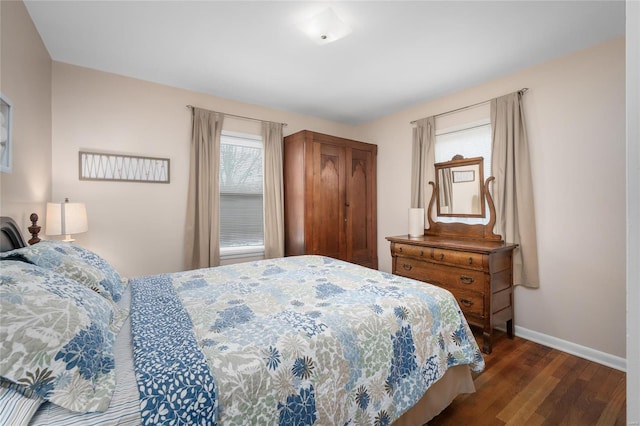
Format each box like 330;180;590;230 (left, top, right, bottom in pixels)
0;93;12;173
452;169;474;183
79;151;170;183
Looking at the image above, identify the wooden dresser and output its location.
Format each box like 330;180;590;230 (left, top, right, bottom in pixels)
386;234;516;354
387;155;517;354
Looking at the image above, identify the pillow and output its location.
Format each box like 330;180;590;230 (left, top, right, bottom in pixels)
0;380;43;426
0;240;124;303
0;260;117;413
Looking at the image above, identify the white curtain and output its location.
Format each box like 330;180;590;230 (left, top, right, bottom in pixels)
262;122;284;258
411;116;436;224
185;108;224;269
490;91;540;288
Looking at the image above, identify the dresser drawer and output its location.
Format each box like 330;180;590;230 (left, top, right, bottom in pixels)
392;243;431;260
426;263;485;292
449;288;484;317
431;248;484;270
394;256;432;282
394;257;485;294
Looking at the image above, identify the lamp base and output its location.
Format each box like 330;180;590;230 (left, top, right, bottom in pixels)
62;234;75;242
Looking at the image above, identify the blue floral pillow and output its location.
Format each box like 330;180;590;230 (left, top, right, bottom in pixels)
0;240;124;303
0;261;117;413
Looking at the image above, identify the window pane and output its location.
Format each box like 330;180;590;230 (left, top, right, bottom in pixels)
435;123;492;179
220;140;263;193
220;134;264;249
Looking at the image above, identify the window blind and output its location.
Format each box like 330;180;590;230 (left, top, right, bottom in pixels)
219;132;264;253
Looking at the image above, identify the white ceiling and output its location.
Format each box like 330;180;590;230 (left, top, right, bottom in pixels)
24;1;625;125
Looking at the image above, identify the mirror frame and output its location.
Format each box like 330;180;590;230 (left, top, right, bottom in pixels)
425;156;502;242
434;155;486;218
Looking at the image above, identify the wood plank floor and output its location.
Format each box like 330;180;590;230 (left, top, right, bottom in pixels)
428;330;626;425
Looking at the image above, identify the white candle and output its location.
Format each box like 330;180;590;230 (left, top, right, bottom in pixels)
408;208;424;237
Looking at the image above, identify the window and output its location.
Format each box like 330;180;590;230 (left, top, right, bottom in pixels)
219;131;264;258
435;119;492;224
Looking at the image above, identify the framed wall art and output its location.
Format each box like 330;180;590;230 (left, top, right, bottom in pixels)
452;169;475;183
79;151;170;183
1;93;12;173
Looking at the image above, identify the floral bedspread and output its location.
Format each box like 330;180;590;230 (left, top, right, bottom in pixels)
129;255;484;426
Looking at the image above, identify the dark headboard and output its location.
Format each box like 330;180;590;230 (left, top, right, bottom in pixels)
0;216;28;252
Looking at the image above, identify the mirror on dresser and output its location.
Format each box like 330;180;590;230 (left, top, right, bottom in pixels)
386;155;517;354
425;155;500;241
435;155;485;218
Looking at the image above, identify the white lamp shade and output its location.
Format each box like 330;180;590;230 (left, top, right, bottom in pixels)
46;201;88;240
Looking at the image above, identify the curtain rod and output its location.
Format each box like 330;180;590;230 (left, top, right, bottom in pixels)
410;88;529;124
186;105;288;127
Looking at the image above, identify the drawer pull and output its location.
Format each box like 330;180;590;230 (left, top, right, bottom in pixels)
468;257;473;265
420;250;424;257
402;263;413;271
460;275;475;284
398;247;403;253
439;253;445;261
459;298;474;307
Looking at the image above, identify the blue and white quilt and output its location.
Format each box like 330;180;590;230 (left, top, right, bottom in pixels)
129;255;484;426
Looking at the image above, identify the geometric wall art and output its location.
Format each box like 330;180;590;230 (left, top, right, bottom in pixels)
79;151;170;183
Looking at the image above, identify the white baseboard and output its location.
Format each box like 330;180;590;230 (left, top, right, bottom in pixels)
512;325;626;372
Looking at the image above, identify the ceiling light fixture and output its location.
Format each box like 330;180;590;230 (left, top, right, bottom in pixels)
298;7;352;45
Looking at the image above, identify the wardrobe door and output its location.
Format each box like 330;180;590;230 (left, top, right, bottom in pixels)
347;147;377;268
311;142;346;261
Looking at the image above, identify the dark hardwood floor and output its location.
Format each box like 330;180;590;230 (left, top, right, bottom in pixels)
428;330;626;425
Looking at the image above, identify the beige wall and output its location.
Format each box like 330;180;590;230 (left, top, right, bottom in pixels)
0;0;52;230
355;37;626;359
51;62;357;278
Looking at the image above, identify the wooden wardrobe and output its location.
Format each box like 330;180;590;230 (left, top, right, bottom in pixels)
283;130;378;269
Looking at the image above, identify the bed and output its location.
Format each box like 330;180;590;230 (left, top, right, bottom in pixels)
0;215;483;425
